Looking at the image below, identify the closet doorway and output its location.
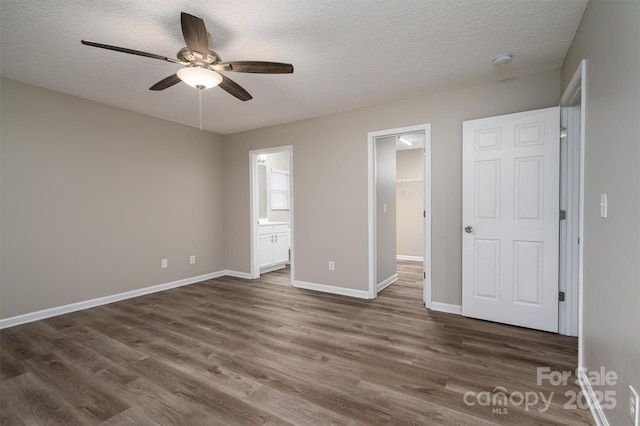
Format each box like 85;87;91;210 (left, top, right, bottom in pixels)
249;146;294;284
396;133;427;300
367;124;432;305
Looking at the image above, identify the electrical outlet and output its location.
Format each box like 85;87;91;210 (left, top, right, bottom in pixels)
161;259;168;269
329;261;335;271
190;255;196;265
630;385;639;426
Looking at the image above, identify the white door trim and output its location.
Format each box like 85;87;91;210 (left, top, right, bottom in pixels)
423;127;432;308
249;145;294;284
367;124;432;303
559;104;581;337
559;60;586;360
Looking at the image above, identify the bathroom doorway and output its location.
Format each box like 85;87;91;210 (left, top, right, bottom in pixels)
249;146;294;283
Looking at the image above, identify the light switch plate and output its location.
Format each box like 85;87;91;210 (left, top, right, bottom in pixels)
630;385;639;426
600;193;608;218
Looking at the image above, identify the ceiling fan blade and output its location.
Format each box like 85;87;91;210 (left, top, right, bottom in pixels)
149;74;182;91
81;40;182;64
218;61;294;74
219;75;253;101
181;12;209;59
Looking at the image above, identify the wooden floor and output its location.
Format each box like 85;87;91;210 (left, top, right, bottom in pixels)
1;261;593;425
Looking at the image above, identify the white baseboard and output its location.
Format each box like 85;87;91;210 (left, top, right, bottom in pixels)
429;302;463;315
377;274;398;292
223;270;254;280
293;280;370;299
259;264;286;274
396;255;424;262
577;368;610;426
0;271;227;329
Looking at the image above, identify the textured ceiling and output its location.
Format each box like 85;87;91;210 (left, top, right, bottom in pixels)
0;0;587;134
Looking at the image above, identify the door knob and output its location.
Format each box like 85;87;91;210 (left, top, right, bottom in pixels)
464;226;474;233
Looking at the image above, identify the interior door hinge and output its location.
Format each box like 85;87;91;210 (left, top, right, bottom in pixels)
560;128;568;139
424;272;426;279
423;210;426;218
559;291;566;302
560;210;567;220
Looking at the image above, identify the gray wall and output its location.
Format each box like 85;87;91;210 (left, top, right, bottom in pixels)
561;1;640;424
223;70;560;303
375;136;397;285
0;78;226;319
1;70;561;318
396;149;424;259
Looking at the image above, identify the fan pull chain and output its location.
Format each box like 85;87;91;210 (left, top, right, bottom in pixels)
198;88;203;131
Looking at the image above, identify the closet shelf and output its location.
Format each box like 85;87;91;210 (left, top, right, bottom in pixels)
396;178;423;183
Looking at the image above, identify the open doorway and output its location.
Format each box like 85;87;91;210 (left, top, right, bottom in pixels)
368;124;431;305
395;133;427;299
250;146;294;284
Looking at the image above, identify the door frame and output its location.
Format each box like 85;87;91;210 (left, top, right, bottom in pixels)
249;145;294;284
559;60;586;353
367;123;432;303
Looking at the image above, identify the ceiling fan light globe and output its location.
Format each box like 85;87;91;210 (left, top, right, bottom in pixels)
177;67;223;89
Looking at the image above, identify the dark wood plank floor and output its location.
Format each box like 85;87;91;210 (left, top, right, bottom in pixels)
1;261;593;425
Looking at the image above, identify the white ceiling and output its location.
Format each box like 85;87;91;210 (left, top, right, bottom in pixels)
0;0;587;135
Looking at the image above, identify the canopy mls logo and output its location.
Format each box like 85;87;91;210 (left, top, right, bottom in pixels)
463;386;553;415
463;366;618;415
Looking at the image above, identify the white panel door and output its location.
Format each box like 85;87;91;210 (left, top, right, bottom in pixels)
462;107;560;332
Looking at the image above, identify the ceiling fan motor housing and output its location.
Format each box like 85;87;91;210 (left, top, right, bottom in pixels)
177;47;221;66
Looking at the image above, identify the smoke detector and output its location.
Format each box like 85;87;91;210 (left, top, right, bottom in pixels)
493;53;513;66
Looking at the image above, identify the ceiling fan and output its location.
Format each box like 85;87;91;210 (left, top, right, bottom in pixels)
81;12;294;101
